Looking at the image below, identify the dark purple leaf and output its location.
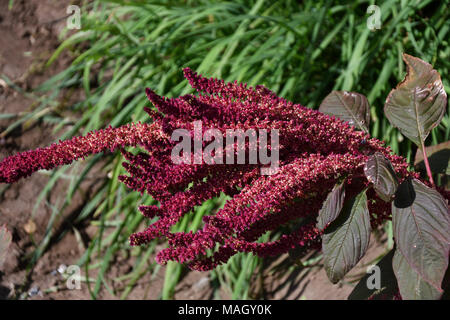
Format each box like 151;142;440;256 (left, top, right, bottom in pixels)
394;177;416;208
0;225;12;269
364;152;399;202
392;178;450;299
393;251;442;300
384;54;447;147
348;249;399;300
317;181;346;231
319;91;370;132
322;190;371;284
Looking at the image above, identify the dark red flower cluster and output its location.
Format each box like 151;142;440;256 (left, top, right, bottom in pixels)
0;68;419;270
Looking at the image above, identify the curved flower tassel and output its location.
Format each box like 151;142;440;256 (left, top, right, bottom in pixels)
0;122;163;184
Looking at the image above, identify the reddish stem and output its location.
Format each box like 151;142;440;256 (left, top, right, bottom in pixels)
421;141;435;188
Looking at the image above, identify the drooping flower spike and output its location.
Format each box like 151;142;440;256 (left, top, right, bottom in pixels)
0;68;437;271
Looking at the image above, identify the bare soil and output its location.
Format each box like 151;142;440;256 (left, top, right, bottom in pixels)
0;0;390;300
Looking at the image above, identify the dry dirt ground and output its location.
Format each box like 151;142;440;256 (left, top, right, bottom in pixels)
0;0;392;300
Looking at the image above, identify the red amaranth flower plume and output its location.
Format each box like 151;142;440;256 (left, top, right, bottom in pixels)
0;68;439;271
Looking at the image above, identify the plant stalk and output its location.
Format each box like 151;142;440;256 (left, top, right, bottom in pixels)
420;141;435;188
